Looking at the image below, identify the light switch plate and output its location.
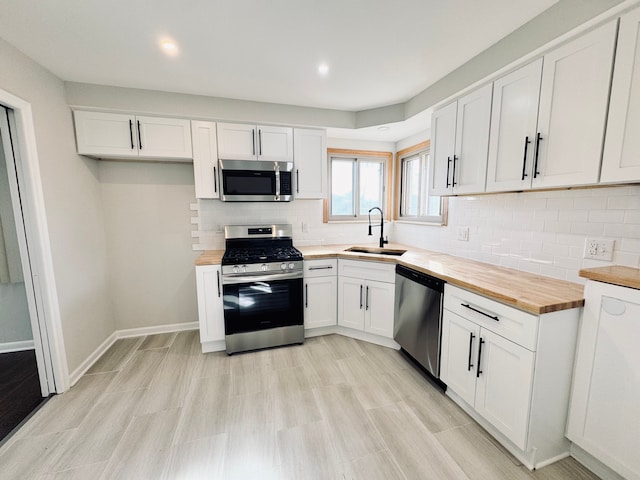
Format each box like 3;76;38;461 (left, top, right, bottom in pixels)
457;227;469;242
584;238;614;261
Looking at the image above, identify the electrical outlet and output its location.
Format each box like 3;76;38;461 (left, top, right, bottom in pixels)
584;238;615;261
302;222;309;233
457;227;469;242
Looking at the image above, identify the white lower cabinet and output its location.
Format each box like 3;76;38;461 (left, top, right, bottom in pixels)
304;259;337;330
566;280;640;480
440;284;580;469
337;259;395;339
195;265;225;352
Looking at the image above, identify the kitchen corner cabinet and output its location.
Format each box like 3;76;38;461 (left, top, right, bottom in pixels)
192;120;219;199
337;259;395;338
303;259;337;329
293;128;327;199
195;265;225;352
216;122;293;162
74;110;192;160
601;6;640;183
440;284;580;469
430;83;492;196
486;20;616;192
566;280;640;480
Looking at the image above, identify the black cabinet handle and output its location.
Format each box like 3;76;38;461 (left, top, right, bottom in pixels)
129;119;135;149
305;284;308;308
216;270;221;298
258;129;262;156
467;332;475;371
521;136;530;180
137;120;142;150
359;285;363;309
308;265;333;271
461;303;499;322
365;286;369;310
213;166;218;193
446;156;452;188
476;338;485;378
296;169;300;194
252;129;255;155
452;155;458;187
533;132;542;178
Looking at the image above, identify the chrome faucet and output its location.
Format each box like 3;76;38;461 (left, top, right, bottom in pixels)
368;207;388;248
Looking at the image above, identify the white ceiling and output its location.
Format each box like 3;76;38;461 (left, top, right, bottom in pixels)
0;0;559;139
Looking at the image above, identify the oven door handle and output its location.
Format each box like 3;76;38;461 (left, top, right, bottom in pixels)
222;272;303;285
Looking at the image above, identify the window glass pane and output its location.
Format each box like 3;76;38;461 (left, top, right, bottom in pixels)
331;159;354;216
359;161;383;214
404;157;420;216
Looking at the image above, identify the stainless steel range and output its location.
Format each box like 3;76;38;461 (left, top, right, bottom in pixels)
221;224;304;354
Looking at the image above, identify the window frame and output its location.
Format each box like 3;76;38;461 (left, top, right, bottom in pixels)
325;148;393;222
394;141;448;225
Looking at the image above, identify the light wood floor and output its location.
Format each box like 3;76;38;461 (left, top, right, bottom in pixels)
0;332;601;480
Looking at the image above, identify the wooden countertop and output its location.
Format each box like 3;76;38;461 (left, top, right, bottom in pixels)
580;265;640;290
195;242;585;315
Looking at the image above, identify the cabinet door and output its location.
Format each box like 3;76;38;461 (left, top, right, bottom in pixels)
601;7;640;183
136;116;192;160
257;125;294;162
429;101;457;196
192;121;219;199
533;21;616;189
452;84;492;195
338;276;365;330
567;281;640;480
364;280;395;338
74;111;138;157
440;311;480;407
485;59;542;192
195;265;224;343
217;122;257;160
304;276;337;329
294;128;327;199
474;328;535;450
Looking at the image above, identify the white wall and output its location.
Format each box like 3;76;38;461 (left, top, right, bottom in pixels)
395;185;640;284
99;161;200;330
0;38;114;373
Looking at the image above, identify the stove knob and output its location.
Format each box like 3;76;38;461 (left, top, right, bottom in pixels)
261;264;268;272
288;263;295;270
242;265;247;273
232;265;240;274
281;263;287;270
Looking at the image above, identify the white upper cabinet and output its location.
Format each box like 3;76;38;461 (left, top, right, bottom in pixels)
192;120;219;199
533;21;617;189
216;122;293;161
74;111;192;160
486;59;543;192
430;84;492;196
293;128;327;199
601;6;640;183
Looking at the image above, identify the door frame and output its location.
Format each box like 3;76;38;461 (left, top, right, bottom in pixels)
0;88;69;394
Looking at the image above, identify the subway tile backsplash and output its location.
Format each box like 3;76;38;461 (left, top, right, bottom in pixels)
193;184;640;285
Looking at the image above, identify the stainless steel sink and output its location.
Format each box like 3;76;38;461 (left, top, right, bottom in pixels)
344;246;407;256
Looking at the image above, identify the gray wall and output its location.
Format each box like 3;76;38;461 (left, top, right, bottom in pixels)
0;38;114;373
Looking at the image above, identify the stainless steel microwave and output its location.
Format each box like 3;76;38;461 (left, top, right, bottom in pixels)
218;159;293;202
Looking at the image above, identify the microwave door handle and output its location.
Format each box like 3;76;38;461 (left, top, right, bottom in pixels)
275;163;280;200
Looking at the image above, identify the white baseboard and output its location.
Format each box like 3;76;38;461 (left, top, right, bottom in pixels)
69;322;199;388
0;340;35;354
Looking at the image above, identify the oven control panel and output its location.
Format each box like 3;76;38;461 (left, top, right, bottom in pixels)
222;260;303;276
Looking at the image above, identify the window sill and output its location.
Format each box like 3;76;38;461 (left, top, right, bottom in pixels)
394;219;445;227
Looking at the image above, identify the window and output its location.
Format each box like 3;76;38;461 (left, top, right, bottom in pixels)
327;149;391;220
396;144;446;224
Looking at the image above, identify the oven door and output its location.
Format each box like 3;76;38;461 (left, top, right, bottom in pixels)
222;272;303;335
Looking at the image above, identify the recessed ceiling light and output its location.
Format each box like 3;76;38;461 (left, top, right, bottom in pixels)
317;63;329;76
160;39;179;56
377;126;390;131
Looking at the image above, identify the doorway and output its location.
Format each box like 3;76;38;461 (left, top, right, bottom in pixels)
0;105;52;442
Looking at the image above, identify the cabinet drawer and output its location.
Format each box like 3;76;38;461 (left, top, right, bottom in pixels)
338;259;395;283
304;259;337;278
444;284;539;350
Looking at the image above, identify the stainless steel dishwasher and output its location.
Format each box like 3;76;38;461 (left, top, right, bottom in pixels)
394;264;445;380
